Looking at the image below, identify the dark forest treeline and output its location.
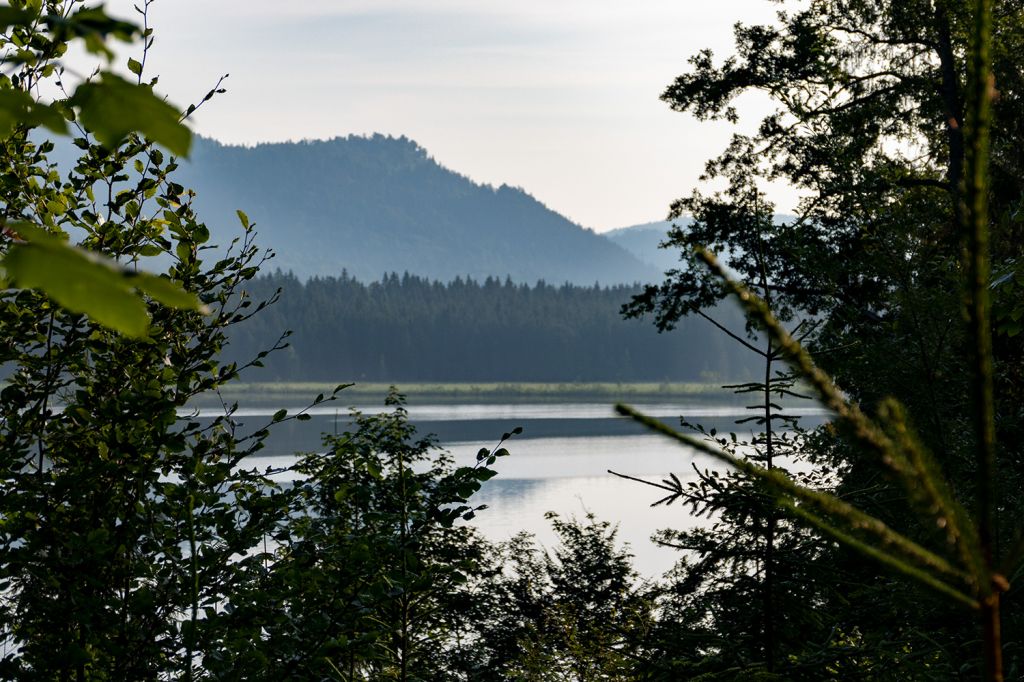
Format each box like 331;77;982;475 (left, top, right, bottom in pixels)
227;270;755;383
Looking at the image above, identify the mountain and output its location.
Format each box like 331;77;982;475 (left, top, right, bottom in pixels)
604;220;687;273
152;135;656;284
605;214;798;274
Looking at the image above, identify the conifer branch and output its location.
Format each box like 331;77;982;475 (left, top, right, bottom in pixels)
878;399;986;588
693;248;989;586
615;405;971;588
780;501;978;609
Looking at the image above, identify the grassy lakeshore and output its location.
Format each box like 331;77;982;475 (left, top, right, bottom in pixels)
188;381;745;408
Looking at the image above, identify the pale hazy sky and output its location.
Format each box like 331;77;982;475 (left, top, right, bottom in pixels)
97;0;794;231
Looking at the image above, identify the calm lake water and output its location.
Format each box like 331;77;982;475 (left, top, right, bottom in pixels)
188;401;828;578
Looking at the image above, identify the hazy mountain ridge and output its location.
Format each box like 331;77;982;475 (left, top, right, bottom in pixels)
604;220;688;272
605;215;799;274
169;135;660;284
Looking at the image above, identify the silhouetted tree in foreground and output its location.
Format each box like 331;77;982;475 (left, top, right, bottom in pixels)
620;0;1015;678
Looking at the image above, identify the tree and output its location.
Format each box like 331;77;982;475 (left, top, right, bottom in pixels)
0;111;308;679
617;218;829;675
0;2;333;677
469;513;653;681
210;393;513;681
623;0;1018;678
0;0;205;337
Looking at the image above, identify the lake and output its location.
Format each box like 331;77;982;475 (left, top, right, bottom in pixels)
188;400;829;578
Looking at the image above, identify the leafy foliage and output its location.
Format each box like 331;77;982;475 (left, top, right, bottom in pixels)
0;100;295;681
208;392;513;680
467;514;653;681
0;0;198;336
0;3;319;676
69;73;190;155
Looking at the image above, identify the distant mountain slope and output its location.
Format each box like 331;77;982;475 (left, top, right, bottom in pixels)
604;220;688;272
161;135;657;284
605;214;796;274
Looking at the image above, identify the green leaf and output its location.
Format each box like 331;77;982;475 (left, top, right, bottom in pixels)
45;7;138;53
236;209;250;229
127;57;143;76
0;90;68;138
2;226;149;338
0;8;34;30
129;271;204;311
70;74;190;155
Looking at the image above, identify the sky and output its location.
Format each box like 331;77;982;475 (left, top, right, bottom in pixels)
97;0;795;232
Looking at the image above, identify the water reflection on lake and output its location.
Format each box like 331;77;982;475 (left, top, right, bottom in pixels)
210;401;828;578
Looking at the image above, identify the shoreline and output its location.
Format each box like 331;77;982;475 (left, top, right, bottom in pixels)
188;381;750;408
